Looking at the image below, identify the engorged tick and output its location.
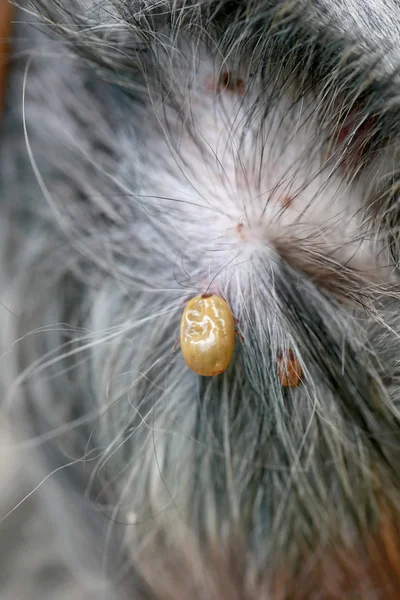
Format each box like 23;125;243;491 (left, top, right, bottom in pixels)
180;294;235;376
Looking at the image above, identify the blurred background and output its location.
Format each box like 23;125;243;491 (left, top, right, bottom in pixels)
0;419;90;599
0;3;94;597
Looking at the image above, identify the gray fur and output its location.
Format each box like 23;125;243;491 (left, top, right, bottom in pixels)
3;0;400;597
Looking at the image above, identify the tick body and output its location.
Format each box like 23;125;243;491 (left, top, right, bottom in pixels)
180;294;235;376
278;350;302;388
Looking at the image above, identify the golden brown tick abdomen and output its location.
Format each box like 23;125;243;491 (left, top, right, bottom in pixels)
180;295;235;376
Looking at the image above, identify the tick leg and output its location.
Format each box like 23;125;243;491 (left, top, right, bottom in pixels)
235;329;245;344
173;337;180;352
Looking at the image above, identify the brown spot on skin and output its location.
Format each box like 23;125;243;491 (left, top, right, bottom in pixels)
278;349;302;388
236;223;246;240
205;71;246;95
218;71;245;95
279;195;294;208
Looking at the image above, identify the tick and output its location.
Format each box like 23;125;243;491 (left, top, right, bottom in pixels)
278;349;302;388
180;294;235;376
